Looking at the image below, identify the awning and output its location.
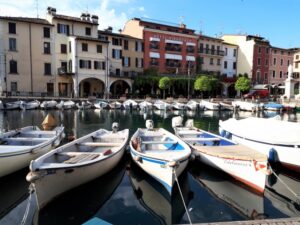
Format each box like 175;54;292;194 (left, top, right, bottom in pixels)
150;52;160;58
150;37;160;42
278;86;285;89
253;84;269;90
165;39;183;45
165;54;182;60
186;42;196;46
186;56;195;61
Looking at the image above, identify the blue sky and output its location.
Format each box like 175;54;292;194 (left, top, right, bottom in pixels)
0;0;299;48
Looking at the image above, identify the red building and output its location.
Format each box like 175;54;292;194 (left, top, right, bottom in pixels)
122;18;198;75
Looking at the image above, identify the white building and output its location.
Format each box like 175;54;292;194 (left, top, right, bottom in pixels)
221;42;238;78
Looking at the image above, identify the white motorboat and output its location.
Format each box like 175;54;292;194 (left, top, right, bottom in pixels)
109;101;122;109
129;120;191;194
56;100;64;109
232;100;262;112
20;100;40;110
200;100;220;110
26;123;129;209
219;117;300;172
0;125;65;178
172;102;186;110
76;101;93;110
139;101;153;111
153;100;171;110
123;99;138;110
63;100;75;109
93;100;109;109
186;100;199;111
219;102;234;111
5;100;23;110
40;100;57;109
172;116;270;194
0;100;4;110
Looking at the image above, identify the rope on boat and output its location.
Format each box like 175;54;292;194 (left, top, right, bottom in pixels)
20;185;34;225
173;169;192;225
270;168;300;203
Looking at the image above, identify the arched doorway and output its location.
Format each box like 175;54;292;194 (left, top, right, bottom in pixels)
79;78;105;98
227;83;237;98
110;80;131;98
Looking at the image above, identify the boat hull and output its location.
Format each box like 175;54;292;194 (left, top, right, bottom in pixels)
29;147;125;209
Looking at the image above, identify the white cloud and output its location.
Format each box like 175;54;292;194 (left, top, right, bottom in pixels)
138;6;145;12
0;0;134;31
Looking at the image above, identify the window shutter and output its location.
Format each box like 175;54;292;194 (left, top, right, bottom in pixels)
88;60;91;69
122;57;124;66
112;49;115;58
102;62;106;70
129;58;131;67
79;60;83;68
142;42;144;52
135;42;138;51
141;59;144;67
67;25;70;35
94;61;97;69
135;58;138;67
57;23;60;33
120;50;122;58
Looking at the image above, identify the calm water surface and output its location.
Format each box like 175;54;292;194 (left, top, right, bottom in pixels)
0;109;300;225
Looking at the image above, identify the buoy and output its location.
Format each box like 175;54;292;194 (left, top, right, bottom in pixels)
42;113;57;130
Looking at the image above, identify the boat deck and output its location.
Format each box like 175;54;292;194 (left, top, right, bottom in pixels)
193;144;267;161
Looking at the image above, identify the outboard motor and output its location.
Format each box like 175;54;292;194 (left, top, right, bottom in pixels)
171;116;183;128
112;122;119;133
145;120;154;130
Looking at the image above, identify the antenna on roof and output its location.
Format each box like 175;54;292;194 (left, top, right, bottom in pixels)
35;0;39;18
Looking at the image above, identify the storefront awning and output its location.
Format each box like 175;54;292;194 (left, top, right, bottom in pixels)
165;53;182;60
150;52;160;58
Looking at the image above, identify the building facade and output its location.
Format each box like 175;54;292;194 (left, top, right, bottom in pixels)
220;42;238;78
198;35;224;75
122;18;198;76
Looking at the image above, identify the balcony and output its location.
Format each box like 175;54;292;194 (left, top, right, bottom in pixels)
165;62;181;68
165;43;182;52
149;43;159;50
186;47;195;53
57;67;74;76
198;48;225;56
150;61;159;66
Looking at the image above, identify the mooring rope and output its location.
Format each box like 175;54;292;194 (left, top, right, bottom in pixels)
271;168;300;204
173;169;192;225
20;185;34;225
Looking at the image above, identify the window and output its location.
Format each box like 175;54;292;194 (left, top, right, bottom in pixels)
280;59;283;66
47;83;54;95
85;27;91;36
287;60;290;66
233;49;237;57
258;47;261;53
272;70;276;78
199;57;204;64
233;62;236;69
82;43;88;52
9;38;17;51
97;45;102;53
61;62;67;71
79;60;91;69
9;60;18;74
225;48;228;56
217;59;221;65
124;40;129;50
265;59;268;66
135;58;143;68
8;22;16;34
266;48;269;54
257;58;261;66
44;63;51;75
264;72;268;81
61;44;67;54
43;27;50;38
112;38;121;46
273;58;276;65
69;60;72;72
135;41;142;52
112;49;122;59
295;62;299;69
94;61;106;70
57;23;69;35
296;55;299;60
69;41;72;53
122;57;130;67
11;82;17;92
205;44;209;54
280;71;283;78
44;42;51;54
224;61;227;69
199;43;204;53
209;58;213;65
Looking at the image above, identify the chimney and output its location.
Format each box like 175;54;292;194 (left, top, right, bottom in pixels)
106;26;113;32
91;15;98;24
47;7;56;15
118;29;122;33
47;7;52;14
179;23;186;29
86;13;91;21
81;13;87;21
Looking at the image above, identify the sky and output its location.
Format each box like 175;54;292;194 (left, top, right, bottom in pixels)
0;0;299;48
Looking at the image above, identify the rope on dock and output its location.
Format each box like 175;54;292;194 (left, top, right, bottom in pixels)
173;169;192;225
20;185;34;225
271;168;300;204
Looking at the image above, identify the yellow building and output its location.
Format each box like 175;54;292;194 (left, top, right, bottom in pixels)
0;16;54;96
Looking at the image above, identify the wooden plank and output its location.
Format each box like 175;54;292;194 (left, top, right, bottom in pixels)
142;140;177;145
78;142;120;147
182;137;220;142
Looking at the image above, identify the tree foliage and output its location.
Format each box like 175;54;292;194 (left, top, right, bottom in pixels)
235;76;251;92
194;76;213;92
159;76;171;90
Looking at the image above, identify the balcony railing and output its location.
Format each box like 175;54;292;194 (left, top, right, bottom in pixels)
149;44;159;50
165;63;181;68
186;48;195;53
150;61;159;66
198;48;225;56
165;46;182;52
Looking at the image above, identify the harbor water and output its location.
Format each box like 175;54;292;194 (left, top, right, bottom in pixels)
0;109;300;225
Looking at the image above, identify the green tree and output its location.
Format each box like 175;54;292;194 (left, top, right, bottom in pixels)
194;75;217;97
235;76;251;96
159;76;171;99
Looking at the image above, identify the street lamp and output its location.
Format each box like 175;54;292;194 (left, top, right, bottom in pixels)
187;61;190;100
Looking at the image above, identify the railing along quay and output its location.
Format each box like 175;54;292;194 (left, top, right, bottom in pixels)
175;217;300;225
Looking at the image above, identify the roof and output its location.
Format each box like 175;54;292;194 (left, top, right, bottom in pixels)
98;30;142;40
199;34;223;42
73;35;109;44
222;42;238;47
0;16;53;26
52;14;98;25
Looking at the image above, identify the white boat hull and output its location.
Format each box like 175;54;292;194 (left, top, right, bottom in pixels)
40;101;57;109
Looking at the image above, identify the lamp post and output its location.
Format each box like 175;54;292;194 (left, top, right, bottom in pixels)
187;61;190;100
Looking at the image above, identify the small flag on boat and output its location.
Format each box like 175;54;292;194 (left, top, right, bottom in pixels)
42;113;57;130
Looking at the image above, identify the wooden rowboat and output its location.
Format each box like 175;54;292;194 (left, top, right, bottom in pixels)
26;123;129;209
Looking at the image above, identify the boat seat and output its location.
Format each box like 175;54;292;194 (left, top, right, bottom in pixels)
77;142;120;147
142;140;177;145
64;153;100;164
181;137;220;142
